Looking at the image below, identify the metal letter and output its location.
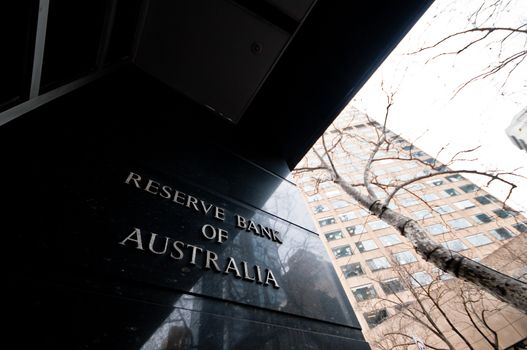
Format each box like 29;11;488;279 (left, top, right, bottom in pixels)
204;250;221;272
145;179;160;195
235;214;247;229
264;269;280;289
118;228;144;250
148;232;169;254
241;261;255;281
224;257;242;278
201;224;216;241
124;172;142;188
170;241;185;260
187;244;203;265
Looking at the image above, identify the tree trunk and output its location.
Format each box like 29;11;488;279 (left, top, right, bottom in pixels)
336;179;527;313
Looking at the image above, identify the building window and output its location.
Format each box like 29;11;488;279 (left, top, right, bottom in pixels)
441;239;468;252
401;198;419;207
368;220;389;231
466;234;493;247
341;263;364;278
413;210;433;220
379;234;402;247
448;218;472;230
408;183;425;191
332;200;349;209
332;245;352;259
307;194;322;202
411;271;433;287
366;257;391;271
512;222;527;233
459;184;479;193
313;204;329;213
356;240;378;252
324;230;344;241
318;217;336;227
423;158;436;165
490;228;514;241
443;188;459;197
393;251;418;265
493;208;512;219
427;179;444;187
474;195;497;205
339;211;356;222
326;190;341;198
420;193;440;201
473;213;494;224
380;278;405;294
346;225;365;235
412;151;426;157
363;309;388;328
426;224;448;235
357;209;369;217
446;174;464;182
352;284;377;302
454;200;476;210
433;205;455;215
402;145;414;151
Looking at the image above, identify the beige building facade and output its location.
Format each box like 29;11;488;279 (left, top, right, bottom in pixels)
294;107;527;349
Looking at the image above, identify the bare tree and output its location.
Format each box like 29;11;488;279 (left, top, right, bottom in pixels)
410;0;527;97
365;261;518;350
294;105;527;312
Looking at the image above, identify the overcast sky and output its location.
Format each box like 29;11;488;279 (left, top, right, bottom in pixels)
351;0;527;213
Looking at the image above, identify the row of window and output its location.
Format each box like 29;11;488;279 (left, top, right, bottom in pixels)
351;271;437;303
334;229;512;262
338;251;417;275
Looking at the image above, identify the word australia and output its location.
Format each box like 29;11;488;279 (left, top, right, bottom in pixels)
119;227;280;288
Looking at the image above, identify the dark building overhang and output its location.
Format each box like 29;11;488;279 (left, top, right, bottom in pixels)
1;0;433;171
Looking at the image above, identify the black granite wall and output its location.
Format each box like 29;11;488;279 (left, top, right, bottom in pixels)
2;67;370;349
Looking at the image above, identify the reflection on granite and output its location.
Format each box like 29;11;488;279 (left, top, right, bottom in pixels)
52;165;359;328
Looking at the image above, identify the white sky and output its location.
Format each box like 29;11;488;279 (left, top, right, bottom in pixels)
351;0;527;213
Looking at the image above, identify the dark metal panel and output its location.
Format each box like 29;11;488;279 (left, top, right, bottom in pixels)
135;0;291;123
0;1;38;111
40;0;108;92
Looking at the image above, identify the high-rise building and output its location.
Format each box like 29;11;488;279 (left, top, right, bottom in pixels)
506;106;527;152
294;106;527;349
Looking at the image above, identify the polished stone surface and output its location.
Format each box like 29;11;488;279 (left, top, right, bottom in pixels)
2;68;368;349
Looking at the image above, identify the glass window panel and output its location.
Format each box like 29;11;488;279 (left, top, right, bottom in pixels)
352;284;377;302
441;239;468;252
421;193;440;201
448;218;472;230
366;257;391;271
454;200;476;210
401;198;419;207
313;204;329;213
341;263;364;278
363;309;388;328
426;224;448;235
413;210;433;220
446;174;464;182
493;209;512;219
393;251;418;265
368;220;389;230
356;239;378;252
433;205;455;215
490;228;514;241
318;217;336;227
332;245;352;258
346;225;365;235
427;179;444;187
324;230;344;241
473;213;494;224
379;234;402;247
459;184;479;193
443;188;459;197
466;234;492;247
332;200;349;209
380;279;405;294
411;271;433;286
512;222;527;233
339;211;356;222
